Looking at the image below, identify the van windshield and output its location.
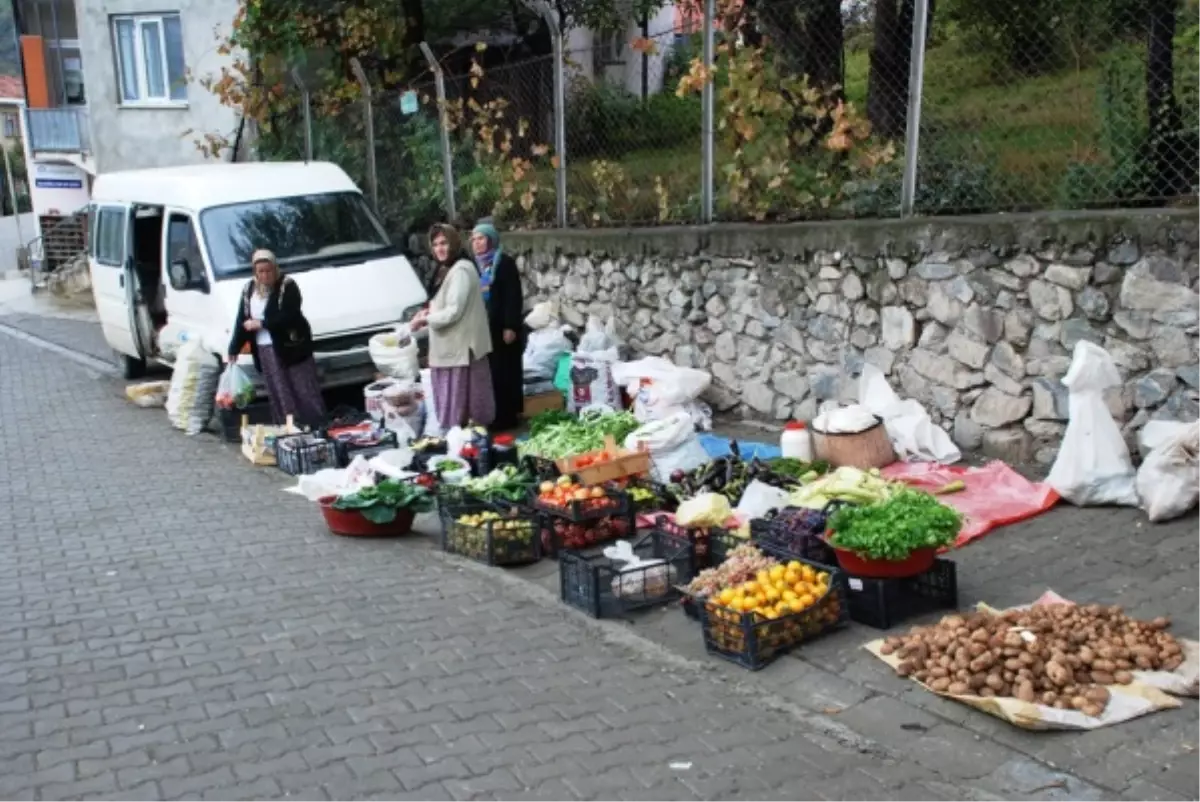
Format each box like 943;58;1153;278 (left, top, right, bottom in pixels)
200;191;392;278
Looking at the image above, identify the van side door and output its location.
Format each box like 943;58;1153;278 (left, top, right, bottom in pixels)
88;203;140;358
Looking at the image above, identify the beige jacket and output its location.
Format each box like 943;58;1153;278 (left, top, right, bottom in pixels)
426;258;493;368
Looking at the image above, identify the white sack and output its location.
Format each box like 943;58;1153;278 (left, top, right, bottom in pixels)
611;356;713;427
625;411;708;483
524;326;573;380
858;364;961;463
1136;421;1200;522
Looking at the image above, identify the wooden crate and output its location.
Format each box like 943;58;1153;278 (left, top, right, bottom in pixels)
556;435;651;485
241;415;300;467
522;389;565;419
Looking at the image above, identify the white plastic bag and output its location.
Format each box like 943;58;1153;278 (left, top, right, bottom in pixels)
369;448;417;479
1136;421;1199;522
625;411;709;483
857;365;961;463
814;404;879;435
603;540;676;601
567;350;621;413
612;356;712;426
524;300;559;330
1047;341;1139;507
578;315;617;354
524;326;573;380
166;339;221;436
369;324;419;380
421;368;443;438
293;457;377;501
1137;420;1193;458
735;480;791;520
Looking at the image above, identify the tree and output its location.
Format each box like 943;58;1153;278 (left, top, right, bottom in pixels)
1144;0;1191;197
866;0;935;139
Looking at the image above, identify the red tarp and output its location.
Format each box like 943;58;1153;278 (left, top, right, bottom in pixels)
882;460;1060;548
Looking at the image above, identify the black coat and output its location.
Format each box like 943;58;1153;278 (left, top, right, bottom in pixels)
227;277;315;372
485;253;525;428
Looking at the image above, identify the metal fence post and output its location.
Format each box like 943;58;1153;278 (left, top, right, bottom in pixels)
420;42;457;223
290;67;313;163
899;0;930;218
349;57;379;215
538;7;567;228
700;0;715;224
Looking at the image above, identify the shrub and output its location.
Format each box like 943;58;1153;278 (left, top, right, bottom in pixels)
566;80;701;159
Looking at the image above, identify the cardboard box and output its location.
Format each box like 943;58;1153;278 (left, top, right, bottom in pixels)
522;390;565;418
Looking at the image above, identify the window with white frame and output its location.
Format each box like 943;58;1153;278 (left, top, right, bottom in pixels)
111;13;188;105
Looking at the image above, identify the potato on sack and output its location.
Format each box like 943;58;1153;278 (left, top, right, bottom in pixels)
867;601;1197;730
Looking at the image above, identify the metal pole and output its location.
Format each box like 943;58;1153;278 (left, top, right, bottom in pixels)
899;0;930;218
539;8;567;228
290;67;312;163
420;42;457;222
3;145;23;247
349;58;378;214
700;0;715;224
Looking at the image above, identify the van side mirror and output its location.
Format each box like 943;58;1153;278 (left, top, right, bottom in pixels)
169;258;209;294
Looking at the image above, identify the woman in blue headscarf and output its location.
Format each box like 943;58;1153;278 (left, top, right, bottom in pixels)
470;219;525;430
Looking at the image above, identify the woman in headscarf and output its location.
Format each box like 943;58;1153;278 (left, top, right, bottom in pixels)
470;220;525;431
226;249;326;427
410;224;496;429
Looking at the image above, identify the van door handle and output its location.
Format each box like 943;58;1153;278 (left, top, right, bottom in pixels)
119;274;125;288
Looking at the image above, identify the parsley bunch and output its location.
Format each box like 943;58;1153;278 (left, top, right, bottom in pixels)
827;489;962;560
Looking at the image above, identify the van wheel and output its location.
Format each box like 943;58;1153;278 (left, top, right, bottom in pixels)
119;352;147;380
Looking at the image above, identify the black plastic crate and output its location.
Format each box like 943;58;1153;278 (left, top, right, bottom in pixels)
441;503;542;566
750;516;836;566
842;558;959;630
681;593;701;621
613;477;677;515
522;455;561;481
559;530;694;619
697;556;850;671
329;428;399;468
707;526;745;566
216;402;273;443
323;405;371;432
539;512;636;558
531;486;630;523
276;433;339;476
651;516;712;574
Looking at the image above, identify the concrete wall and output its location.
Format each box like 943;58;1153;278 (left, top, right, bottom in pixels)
0;212;36;271
77;0;241;173
506;209;1200;462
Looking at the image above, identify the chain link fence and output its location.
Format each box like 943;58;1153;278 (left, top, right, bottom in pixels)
267;0;1197;231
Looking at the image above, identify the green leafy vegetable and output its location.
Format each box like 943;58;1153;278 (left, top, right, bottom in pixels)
518;410;640;460
528;409;574;437
462;465;534;503
827;489;962;561
333;480;435;523
767;457;831;480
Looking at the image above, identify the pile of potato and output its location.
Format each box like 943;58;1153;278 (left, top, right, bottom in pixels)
880;604;1184;717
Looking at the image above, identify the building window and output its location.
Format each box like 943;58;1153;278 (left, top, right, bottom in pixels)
111;13;187;105
2;114;16;138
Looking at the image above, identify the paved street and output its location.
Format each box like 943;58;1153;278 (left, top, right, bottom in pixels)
0;299;1197;801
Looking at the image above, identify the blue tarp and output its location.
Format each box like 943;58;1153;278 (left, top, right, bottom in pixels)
697;433;781;461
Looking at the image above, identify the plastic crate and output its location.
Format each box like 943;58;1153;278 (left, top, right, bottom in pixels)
323;405;371;432
750;517;836;566
276;433;339;476
441;503;542;566
216;402;273;444
329;427;399;468
522;455;561;482
707;527;745;566
698;556;850;671
843;558;958;630
651;516;711;574
559;530;694;619
538;511;635;558
531;486;630;523
612;477;677;515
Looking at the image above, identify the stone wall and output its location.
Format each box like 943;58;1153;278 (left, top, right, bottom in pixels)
505;209;1199;463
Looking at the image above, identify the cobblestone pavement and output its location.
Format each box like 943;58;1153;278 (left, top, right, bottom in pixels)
2;314;1198;801
0;328;990;801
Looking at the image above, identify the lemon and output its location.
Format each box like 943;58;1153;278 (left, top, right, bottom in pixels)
764;587;781;604
756;570;772;586
817;570;830;583
782;589;798;602
718;588;736;606
799;593;815;608
768;565;786;582
786;560;803;573
744;580;759;595
787;598;806;614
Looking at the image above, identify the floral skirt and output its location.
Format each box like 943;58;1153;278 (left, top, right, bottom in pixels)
259;346;326;428
431;356;496;430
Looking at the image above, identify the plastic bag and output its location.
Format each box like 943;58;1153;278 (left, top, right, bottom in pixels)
524;300;559;330
604;540;676;600
1138;420;1194;458
814;404;879;435
611;356;712;425
293;457;377;501
577;315;618;354
735;480;792;520
214;363;255;410
166;339;221;437
369;324;419;380
524;326;573;381
125;380;171;409
857;364;961;463
1046;341;1139;507
625;411;709;483
1136;421;1200;522
676;493;734;529
567;350;621;413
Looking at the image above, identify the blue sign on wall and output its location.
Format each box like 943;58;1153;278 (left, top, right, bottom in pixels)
36;178;84;189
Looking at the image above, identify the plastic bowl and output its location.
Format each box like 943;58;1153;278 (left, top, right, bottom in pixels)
318;496;417;537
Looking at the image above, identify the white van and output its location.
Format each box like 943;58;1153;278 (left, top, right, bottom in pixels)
87;161;428;385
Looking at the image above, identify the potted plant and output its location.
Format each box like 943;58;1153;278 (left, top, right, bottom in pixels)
319;479;435;537
825;489;962;578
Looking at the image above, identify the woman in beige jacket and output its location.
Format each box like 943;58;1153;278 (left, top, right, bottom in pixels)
410;224;495;428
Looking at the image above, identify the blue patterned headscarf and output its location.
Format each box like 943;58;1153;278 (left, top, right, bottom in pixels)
472;221;501;303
